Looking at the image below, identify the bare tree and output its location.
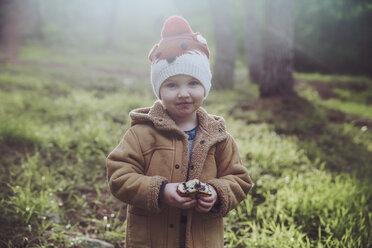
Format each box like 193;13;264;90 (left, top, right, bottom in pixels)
0;0;23;61
260;0;294;97
244;0;263;84
210;0;236;89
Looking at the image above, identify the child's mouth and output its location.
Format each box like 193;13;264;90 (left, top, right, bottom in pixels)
176;102;192;107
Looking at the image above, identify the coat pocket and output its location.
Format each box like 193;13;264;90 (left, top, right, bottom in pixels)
126;212;150;248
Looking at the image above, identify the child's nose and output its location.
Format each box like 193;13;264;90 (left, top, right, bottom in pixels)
177;87;190;97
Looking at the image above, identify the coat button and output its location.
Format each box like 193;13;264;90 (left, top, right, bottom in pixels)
190;165;194;170
169;224;174;228
200;140;205;144
175;164;180;169
218;128;222;132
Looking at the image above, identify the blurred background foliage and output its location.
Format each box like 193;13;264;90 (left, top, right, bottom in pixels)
293;0;372;75
1;0;371;75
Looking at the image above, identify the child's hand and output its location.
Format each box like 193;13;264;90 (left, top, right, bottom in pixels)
195;185;217;213
161;183;197;209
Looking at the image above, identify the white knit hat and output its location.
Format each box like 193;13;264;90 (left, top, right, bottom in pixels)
148;16;212;99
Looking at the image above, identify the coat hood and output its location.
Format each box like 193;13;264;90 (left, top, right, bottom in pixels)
129;100;227;139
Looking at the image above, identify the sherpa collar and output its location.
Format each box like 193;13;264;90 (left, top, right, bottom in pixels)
129;100;227;140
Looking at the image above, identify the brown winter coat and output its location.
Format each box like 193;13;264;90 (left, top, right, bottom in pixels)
106;101;253;248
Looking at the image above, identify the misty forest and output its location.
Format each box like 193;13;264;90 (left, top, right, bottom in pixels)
0;0;371;247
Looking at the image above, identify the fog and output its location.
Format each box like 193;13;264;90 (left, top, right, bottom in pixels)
1;0;371;75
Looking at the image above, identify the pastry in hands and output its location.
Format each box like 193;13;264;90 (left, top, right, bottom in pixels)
177;179;212;199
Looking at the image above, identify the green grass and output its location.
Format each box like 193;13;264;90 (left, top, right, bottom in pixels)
322;99;372;119
0;51;371;247
0;62;152;247
295;72;371;85
19;44;149;73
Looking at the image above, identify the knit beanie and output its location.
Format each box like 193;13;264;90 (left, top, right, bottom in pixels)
148;16;212;99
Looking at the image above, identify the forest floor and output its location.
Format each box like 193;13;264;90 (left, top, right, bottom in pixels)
0;51;371;247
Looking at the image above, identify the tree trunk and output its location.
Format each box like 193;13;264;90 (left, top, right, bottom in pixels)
0;0;23;61
210;0;236;89
260;0;294;97
244;0;263;84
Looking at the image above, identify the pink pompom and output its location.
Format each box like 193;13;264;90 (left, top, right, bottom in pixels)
161;16;193;38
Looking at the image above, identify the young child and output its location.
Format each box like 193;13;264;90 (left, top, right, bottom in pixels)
106;16;253;248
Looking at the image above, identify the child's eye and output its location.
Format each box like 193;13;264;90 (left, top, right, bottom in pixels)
165;83;176;88
189;81;200;86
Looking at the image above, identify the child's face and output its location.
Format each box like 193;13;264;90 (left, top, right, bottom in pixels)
159;74;205;120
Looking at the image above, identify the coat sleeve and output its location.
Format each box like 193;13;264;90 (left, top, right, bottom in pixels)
106;128;167;214
207;134;253;217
